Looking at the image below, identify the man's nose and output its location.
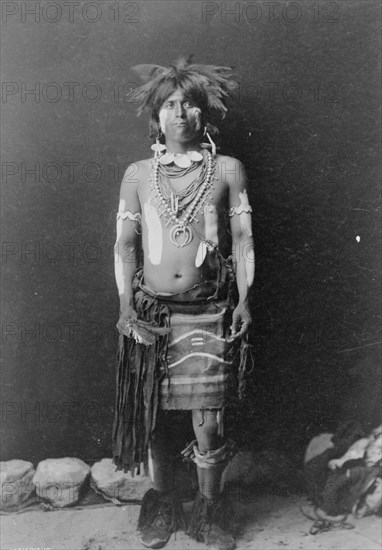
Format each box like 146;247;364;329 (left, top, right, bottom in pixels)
175;102;185;117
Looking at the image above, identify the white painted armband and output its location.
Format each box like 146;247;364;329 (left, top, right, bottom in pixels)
116;210;142;223
229;190;253;237
228;190;253;217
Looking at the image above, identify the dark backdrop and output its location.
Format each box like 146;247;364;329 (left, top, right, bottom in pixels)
1;0;381;463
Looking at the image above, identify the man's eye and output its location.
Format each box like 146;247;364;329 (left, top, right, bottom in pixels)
166;102;174;108
184;102;194;108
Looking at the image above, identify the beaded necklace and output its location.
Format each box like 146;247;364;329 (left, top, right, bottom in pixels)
156;151;210;214
151;151;215;247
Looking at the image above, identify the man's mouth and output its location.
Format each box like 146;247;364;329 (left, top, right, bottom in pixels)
173;122;187;126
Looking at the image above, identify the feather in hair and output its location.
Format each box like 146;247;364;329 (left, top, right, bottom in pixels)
128;57;238;119
130;64;167;82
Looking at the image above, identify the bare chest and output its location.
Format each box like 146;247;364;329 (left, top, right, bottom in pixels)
138;164;229;265
138;166;228;219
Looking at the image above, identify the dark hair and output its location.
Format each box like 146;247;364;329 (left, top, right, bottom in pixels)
129;59;237;140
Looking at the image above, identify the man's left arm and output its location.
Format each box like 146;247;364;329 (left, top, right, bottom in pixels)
225;158;255;338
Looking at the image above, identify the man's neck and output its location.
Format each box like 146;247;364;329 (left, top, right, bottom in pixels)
165;139;201;154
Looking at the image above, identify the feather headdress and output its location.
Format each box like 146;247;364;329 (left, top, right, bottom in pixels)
128;56;238;121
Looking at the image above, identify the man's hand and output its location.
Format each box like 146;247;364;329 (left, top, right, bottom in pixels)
230;301;252;339
117;305;138;336
116;304;171;345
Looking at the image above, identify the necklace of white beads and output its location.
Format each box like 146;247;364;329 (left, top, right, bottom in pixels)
152;150;215;247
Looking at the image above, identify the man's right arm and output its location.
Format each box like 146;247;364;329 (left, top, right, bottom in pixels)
114;164;141;328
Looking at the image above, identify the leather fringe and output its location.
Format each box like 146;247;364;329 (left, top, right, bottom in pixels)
238;334;254;400
112;255;252;474
112;290;170;474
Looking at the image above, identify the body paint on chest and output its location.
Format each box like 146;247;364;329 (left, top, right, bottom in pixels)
143;202;163;265
195;204;219;268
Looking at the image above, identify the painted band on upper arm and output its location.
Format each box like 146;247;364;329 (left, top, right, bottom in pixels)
116;210;142;223
229;190;253;237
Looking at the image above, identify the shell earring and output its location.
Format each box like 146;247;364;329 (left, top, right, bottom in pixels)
205;129;216;157
151;130;166;159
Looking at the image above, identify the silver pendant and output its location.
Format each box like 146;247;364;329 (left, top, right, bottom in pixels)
170;193;179;216
169;224;193;247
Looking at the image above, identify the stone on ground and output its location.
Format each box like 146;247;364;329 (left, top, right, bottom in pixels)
91;458;153;502
33;457;90;508
0;459;35;511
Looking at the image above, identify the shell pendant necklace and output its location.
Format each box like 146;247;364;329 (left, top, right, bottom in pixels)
151;141;204;168
151;150;215;247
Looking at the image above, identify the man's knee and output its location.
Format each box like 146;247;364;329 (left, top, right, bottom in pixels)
192;408;222;449
193;408;219;427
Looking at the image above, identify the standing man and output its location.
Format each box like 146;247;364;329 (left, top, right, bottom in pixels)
113;59;254;550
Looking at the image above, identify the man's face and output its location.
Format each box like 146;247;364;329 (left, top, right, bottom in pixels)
159;89;202;143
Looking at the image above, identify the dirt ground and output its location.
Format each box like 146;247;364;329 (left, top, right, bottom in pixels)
2;494;381;550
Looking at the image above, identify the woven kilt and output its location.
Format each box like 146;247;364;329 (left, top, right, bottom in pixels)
159;300;236;409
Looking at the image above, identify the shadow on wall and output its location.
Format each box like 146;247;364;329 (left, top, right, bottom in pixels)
1;0;381;463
